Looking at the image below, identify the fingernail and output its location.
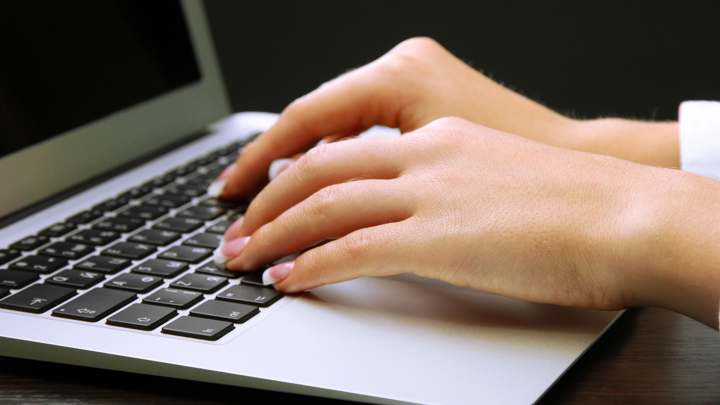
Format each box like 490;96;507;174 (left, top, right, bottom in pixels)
315;138;327;147
207;179;226;198
223;216;243;242
213;236;250;264
268;159;294;181
262;262;294;285
217;164;236;181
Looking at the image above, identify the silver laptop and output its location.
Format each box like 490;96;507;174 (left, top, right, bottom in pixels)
0;1;622;404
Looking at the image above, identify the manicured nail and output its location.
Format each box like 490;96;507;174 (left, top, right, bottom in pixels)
213;236;250;264
217;164;236;180
315;138;327;147
268;159;294;181
207;179;226;198
223;216;243;242
262;262;294;285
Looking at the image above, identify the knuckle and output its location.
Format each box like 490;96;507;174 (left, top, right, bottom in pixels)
393;37;443;55
337;228;372;264
306;186;342;221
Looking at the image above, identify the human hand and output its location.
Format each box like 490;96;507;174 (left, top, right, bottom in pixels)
216;117;678;313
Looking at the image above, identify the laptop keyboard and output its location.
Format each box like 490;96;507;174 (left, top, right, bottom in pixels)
0;133;286;342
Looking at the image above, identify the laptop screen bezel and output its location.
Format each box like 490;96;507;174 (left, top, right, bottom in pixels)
0;0;231;221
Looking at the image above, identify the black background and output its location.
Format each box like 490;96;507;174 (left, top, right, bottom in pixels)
203;0;720;122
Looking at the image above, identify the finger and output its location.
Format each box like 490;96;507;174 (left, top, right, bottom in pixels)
238;136;405;237
223;179;413;271
219;62;402;200
267;221;415;293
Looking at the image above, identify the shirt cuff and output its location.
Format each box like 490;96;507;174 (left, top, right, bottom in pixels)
680;101;720;179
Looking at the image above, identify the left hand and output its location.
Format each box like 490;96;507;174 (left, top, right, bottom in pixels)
217;117;671;312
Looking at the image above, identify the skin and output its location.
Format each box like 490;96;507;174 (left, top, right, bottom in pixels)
214;37;720;329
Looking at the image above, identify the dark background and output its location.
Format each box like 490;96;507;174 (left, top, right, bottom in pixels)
203;0;720;122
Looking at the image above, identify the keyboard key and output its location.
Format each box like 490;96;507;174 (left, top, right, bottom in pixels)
0;288;8;299
141;174;174;190
205;220;233;235
176;206;225;221
158;246;211;263
183;233;223;249
195;261;241;279
240;270;271;287
153;217;203;233
127;229;180;246
66;210;104;224
117;186;152;202
199;198;246;210
74;256;131;274
92;198;125;213
162;316;234;341
102;242;156;260
106;303;177;331
0;249;21;266
45;269;104;289
168;185;204;198
0;269;40;289
10;256;67;274
93;217;145;233
52;288;136;322
39;222;77;237
143;195;188;209
131;259;188;278
217;285;283;307
143;288;203;309
39;242;95;260
67;229;120;246
104;273;163;293
190;300;259;324
0;284;76;314
118;205;167;221
10;235;51;251
169;273;227;293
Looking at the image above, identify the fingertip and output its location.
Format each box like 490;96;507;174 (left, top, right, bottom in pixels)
223;216;244;242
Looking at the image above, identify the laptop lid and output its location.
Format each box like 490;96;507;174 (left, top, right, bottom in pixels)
0;0;230;220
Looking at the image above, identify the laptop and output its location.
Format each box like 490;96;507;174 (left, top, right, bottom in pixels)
0;1;622;404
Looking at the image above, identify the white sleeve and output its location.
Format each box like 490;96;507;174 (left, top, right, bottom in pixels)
679;101;720;179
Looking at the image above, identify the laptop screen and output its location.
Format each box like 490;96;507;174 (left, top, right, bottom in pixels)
0;0;201;159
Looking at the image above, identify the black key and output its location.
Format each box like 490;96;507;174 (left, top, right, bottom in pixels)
66;210;104;224
10;235;50;251
39;242;95;260
0;269;39;289
74;256;131;274
183;232;223;249
0;284;76;314
131;259;188;278
0;288;8;299
141;174;174;190
10;256;67;274
39;222;77;237
117;186;152;202
176;206;225;221
52;288;136;322
45;269;104;289
102;242;156;260
164;186;203;199
127;229;180;246
195;261;241;279
0;249;21;265
158;246;211;263
143;195;188;209
104;273;163;293
240;270;273;288
169;273;227;293
218;141;242;155
200;198;246;210
118;205;167;221
186;176;214;189
67;229;120;246
107;303;177;331
190;300;259;324
217;285;283;307
93;217;145;233
162;316;234;341
143;288;203;309
153;217;203;233
206;220;233;235
92;198;125;213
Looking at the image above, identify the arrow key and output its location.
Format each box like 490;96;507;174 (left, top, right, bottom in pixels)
107;303;177;331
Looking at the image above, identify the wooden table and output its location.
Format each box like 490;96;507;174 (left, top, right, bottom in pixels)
1;307;718;404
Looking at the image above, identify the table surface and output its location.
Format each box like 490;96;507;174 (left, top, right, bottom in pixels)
1;307;718;405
